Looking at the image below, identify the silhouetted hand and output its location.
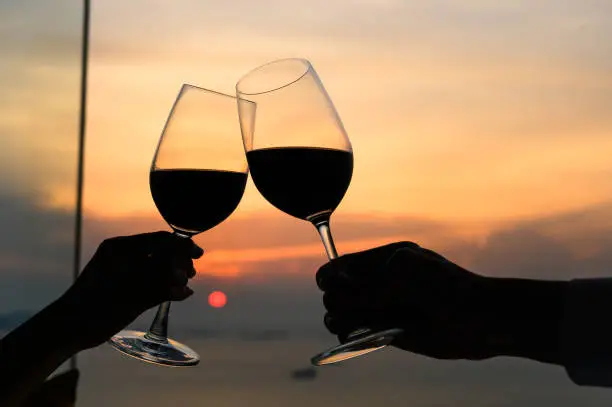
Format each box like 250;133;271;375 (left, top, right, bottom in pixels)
317;242;565;364
59;231;203;350
1;232;204;407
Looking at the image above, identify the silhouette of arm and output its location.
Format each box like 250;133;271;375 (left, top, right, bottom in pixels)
474;276;566;366
0;232;202;407
0;296;84;407
317;242;612;387
560;278;612;386
490;277;612;387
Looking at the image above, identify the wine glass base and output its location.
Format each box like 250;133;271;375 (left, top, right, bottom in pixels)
311;328;403;366
108;330;200;367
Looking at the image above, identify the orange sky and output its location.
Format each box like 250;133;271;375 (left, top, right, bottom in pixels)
3;0;612;279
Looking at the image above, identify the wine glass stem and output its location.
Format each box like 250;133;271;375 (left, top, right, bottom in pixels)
315;220;338;260
316;220;369;341
146;301;171;342
145;231;191;343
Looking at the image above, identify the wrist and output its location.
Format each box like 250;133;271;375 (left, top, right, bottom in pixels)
50;293;92;354
481;276;567;365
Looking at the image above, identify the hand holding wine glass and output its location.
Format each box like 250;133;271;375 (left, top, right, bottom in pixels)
108;85;253;366
63;231;202;350
236;59;403;365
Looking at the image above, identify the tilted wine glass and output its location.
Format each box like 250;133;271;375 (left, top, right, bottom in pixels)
108;84;253;366
236;58;402;366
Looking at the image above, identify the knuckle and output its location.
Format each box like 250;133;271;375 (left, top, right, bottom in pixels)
316;272;326;290
98;238;115;252
322;292;331;309
324;313;334;331
394;241;419;250
151;231;174;244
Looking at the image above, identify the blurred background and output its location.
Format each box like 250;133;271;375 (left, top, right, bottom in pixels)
2;0;612;405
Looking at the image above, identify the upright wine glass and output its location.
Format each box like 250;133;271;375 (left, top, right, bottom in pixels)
108;84;252;366
236;58;402;366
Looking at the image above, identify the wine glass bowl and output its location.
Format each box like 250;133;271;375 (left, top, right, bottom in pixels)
237;59;353;226
237;59;351;153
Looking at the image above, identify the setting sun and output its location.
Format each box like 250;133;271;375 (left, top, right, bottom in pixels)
208;290;227;308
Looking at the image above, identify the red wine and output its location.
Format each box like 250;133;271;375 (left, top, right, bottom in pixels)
150;169;247;235
247;147;353;222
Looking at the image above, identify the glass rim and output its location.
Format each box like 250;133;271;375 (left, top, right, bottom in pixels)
235;58;312;96
180;83;255;106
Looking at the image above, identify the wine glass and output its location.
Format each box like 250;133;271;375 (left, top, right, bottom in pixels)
108;84;253;366
236;58;402;366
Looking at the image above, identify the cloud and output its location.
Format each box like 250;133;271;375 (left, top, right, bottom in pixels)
3;185;611;311
125;200;612;370
0;189;75;310
471;228;577;279
0;0;80;59
0;191;73;269
468;201;612;279
82;14;612;224
0;0;81;205
79;200;612;282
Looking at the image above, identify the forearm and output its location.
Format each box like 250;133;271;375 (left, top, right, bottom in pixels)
483;276;567;365
0;295;83;407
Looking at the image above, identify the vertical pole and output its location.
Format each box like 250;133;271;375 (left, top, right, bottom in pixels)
71;0;90;370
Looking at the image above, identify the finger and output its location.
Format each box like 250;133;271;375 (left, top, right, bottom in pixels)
322;288;391;313
388;324;461;360
171;268;189;287
172;256;196;279
316;258;351;291
386;245;449;270
128;231;195;262
386;246;445;283
165;236;204;259
169;286;194;301
97;231;172;258
149;253;195;291
385;247;465;308
191;243;204;259
125;231;175;255
323;312;344;335
324;311;393;337
138;232;195;260
316;241;419;291
168;235;198;257
147;238;198;276
417;247;449;262
148;254;185;295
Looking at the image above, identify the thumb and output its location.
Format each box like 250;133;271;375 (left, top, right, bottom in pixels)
317;241;419;291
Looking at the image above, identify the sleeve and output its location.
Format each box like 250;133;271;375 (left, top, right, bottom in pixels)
562;278;612;387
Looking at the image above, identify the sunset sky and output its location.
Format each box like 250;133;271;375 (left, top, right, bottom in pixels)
0;0;611;283
2;0;612;284
83;0;612;278
3;1;612;406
